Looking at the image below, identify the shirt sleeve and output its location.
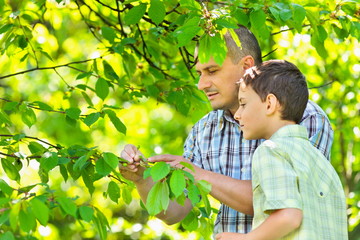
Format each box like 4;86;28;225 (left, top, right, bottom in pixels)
252;143;303;214
183;123;202;167
300;101;334;161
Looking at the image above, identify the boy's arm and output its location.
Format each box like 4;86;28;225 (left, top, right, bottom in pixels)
246;208;302;240
215;208;302;240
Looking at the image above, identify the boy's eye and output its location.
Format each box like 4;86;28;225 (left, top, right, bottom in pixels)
240;103;246;107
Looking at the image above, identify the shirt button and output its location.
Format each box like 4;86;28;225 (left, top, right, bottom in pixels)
320;192;324;196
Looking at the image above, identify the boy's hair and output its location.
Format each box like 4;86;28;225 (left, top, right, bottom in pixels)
242;60;308;124
224;25;262;66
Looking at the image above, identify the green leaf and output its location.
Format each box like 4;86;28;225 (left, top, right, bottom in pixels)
0;231;15;240
0;179;13;196
104;109;127;135
181;210;199;231
94;208;109;240
28;141;46;155
4;101;18;111
1;159;20;182
174;25;202;47
30;198;49;226
73;155;89;171
20;105;36;128
292;4;306;32
82;165;95;195
232;9;249;26
81;91;94;106
196;180;212;194
59;164;69;182
122;186;133;204
83;112;100;127
148;0;165;25
95;157;113;176
79;206;94;222
187;184;200;205
66;107;81;120
103;60;119;81
210;33;227;65
170;170;186;197
57;196;77;217
250;9;269;40
197;34;211;64
150;162;170;181
9;202;20;231
107;181;121;203
40;152;58;172
0;110;11;126
124;3;147;25
33;101;53;111
146;181;169;215
0;197;11;206
101;26;116;43
103;152;119;171
179;161;195;172
19;208;36;232
0;24;13;34
95;78;109;101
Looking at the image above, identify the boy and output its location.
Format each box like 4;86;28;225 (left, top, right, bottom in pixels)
216;60;347;239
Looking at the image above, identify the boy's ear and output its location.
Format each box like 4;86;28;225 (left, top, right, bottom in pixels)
265;94;280;115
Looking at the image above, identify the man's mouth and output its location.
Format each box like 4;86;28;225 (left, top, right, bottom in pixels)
206;92;219;100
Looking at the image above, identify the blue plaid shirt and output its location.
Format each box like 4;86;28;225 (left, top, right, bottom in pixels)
183;100;333;234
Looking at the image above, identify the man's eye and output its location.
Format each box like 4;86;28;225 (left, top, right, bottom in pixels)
209;70;217;74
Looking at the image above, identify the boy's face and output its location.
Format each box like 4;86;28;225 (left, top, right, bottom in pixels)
234;82;268;140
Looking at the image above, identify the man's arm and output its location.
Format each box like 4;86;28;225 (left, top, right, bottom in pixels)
119;144;193;224
148;154;254;216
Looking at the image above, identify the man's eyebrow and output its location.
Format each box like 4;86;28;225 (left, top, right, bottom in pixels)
196;65;219;71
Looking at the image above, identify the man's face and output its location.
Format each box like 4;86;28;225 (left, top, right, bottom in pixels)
195;56;247;115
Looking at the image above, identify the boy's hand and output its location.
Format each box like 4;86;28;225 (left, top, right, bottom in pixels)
215;232;247;240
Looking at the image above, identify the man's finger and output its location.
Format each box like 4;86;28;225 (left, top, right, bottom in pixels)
148;154;178;162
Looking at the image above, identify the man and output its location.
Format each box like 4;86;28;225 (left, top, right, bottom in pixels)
119;25;333;234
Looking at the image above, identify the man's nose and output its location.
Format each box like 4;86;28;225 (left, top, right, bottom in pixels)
197;75;212;90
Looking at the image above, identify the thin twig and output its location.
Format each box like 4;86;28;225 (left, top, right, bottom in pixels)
0;134;61;149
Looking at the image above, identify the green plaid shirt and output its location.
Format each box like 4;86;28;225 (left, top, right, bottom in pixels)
252;125;347;239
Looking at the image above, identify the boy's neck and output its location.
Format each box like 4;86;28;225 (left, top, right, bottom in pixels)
263;119;296;140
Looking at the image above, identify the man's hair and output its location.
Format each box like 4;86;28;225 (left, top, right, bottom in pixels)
242;60;308;124
224;25;262;66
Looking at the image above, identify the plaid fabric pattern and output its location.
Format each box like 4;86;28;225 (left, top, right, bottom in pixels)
252;125;347;239
183;100;333;234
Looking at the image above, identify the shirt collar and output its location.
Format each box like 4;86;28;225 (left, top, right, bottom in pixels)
218;110;240;131
270;124;308;140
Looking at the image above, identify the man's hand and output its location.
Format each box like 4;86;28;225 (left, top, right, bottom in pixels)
215;232;247;240
148;154;191;167
119;144;146;183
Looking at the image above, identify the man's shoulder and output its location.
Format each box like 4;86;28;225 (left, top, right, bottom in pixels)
303;100;328;117
193;110;224;126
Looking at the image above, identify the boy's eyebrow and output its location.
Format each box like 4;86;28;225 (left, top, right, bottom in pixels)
238;97;245;102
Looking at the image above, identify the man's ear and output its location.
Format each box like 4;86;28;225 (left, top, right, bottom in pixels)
265;94;279;116
241;55;255;70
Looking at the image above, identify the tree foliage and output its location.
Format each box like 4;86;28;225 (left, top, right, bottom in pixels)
0;0;359;239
